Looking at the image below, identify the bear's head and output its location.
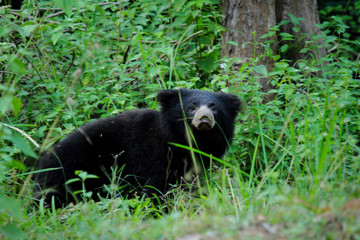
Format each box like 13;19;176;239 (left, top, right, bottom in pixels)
157;89;241;136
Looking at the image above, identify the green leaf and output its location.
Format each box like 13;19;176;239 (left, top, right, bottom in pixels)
279;44;289;53
84;191;93;198
1;223;27;240
51;31;63;45
300;47;310;53
84;174;99;179
254;65;268;77
260;31;276;39
12;97;22;117
174;0;187;11
75;170;99;180
227;41;239;46
273;54;281;61
0;197;24;220
279;32;294;41
3;135;37;158
65;178;81;184
4;160;26;171
20;23;37;37
196;55;217;73
0;95;13;115
149;66;160;78
56;0;73;17
8;55;27;74
156;47;173;58
0;26;11;38
288;13;299;25
292;27;300;33
191;10;201;18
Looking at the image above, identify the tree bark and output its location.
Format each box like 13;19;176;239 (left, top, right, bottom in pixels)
221;0;325;96
275;0;326;62
222;0;277;94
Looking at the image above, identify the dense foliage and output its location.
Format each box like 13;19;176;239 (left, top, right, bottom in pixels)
0;0;359;239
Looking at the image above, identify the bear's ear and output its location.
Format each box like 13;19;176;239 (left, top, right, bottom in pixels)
216;92;242;116
157;89;182;108
226;93;242;113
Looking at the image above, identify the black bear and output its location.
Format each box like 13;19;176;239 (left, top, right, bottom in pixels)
34;89;241;207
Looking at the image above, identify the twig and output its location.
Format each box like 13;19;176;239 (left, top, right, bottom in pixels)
10;2;123;19
8;34;44;82
114;35;177;44
111;30;204;45
0;5;11;10
46;11;67;18
159;30;204;59
327;43;338;53
1;123;40;148
62;49;76;80
24;55;43;81
122;32;136;64
128;30;204;74
44;2;123;18
177;30;204;47
30;2;123;12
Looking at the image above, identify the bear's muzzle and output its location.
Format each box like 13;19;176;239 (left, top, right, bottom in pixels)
191;106;215;131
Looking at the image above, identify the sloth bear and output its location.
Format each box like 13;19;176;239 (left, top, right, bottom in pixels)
34;89;241;207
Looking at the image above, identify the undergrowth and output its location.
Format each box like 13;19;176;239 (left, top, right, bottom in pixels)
0;0;359;239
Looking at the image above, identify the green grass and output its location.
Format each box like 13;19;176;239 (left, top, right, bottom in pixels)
21;181;360;239
1;0;360;239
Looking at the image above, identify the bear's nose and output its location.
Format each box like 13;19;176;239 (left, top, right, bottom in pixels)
200;116;211;123
191;106;215;131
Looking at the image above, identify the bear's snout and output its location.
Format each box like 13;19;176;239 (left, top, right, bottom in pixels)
191;106;215;131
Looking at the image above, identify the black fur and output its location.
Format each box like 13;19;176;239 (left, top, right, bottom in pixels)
34;89;241;207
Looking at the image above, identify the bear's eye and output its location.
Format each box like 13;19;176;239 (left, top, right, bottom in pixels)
209;102;217;113
189;104;197;112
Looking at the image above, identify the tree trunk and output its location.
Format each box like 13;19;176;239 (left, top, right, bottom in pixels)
221;0;325;97
221;0;277;94
275;0;326;62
